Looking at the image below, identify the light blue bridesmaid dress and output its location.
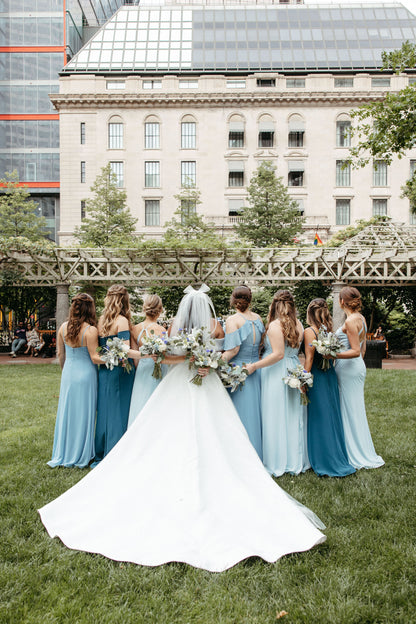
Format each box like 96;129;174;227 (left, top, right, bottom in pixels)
335;323;384;469
307;329;356;477
261;336;310;477
224;315;264;459
93;330;135;466
127;327;168;428
48;324;97;468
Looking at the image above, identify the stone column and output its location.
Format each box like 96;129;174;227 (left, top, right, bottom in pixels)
331;281;346;330
56;284;70;334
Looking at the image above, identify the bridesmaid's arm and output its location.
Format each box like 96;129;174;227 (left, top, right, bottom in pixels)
336;318;362;359
303;327;316;373
245;321;284;375
57;325;65;370
85;326;104;366
222;316;240;362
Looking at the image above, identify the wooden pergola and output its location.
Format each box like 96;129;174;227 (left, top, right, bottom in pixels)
1;221;415;331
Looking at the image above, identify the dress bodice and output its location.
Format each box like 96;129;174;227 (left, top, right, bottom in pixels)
263;335;300;360
63;324;93;363
99;330;130;347
224;317;264;364
336;320;366;354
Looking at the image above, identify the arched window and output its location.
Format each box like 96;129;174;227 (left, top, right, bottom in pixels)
144;115;160;149
258;114;275;148
336;114;351;147
108;115;124;150
288;114;305;148
228;114;245;148
181;115;197;149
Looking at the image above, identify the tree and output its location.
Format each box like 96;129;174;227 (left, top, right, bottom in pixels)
163;184;220;248
0;170;47;241
74;163;138;247
348;42;416;213
235;161;304;247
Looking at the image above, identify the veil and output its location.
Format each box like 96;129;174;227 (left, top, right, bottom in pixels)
169;284;217;337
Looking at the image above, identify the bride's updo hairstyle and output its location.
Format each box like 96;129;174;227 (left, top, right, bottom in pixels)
143;294;163;320
66;293;97;343
100;284;132;336
340;286;362;312
306;298;333;332
266;290;300;348
230;285;252;313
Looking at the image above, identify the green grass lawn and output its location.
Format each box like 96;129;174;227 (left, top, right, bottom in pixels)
0;365;415;624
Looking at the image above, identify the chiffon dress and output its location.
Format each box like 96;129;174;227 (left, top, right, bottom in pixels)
48;324;97;468
128;328;167;428
93;330;134;465
39;359;326;573
224;315;264;459
307;330;356;478
335;325;384;470
261;337;310;477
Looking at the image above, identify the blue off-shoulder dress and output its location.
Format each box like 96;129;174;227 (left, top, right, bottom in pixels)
224;316;264;459
48;324;97;468
307;329;356;477
261;336;310;477
127;328;168;428
93;330;135;466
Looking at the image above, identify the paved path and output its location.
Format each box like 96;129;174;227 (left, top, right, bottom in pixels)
1;353;415;369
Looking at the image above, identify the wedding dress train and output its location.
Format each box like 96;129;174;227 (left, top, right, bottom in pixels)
39;362;326;572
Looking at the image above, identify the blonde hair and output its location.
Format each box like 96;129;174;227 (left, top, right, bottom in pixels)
100;284;132;336
143;294;163;320
340;286;362;312
307;298;333;332
265;290;300;349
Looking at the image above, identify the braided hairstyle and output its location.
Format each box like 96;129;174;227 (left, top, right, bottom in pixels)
66;293;97;343
264;290;300;349
142;294;163;320
306;298;333;332
100;284;132;336
230;285;252;313
340;286;362;312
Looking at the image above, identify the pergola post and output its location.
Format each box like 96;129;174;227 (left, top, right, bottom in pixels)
331;281;346;331
56;283;70;335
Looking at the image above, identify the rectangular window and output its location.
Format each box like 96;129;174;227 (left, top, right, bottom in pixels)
181;122;196;149
409;77;416;85
258;130;274;148
335;77;354;88
145;123;160;149
106;81;125;90
373;161;388;186
227;80;246;89
145;199;160;226
229;130;244;148
108;123;123;150
179;80;198;89
181;161;196;187
288;161;304;187
371;77;390;87
80;122;85;145
373;198;387;216
81;200;86;220
410;210;416;225
336;120;351;147
81;161;85;183
110;162;124;188
143;80;162;90
256;78;275;88
410;159;416;176
145;161;160;188
228;161;245;187
228;198;245;216
336;160;351;186
336;199;350;225
286;78;305;88
25;162;36;181
180;199;196;224
288;131;304;148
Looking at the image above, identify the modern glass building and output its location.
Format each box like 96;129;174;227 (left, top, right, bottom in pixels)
0;0;133;240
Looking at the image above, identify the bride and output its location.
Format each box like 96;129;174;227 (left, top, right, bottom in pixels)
39;285;326;573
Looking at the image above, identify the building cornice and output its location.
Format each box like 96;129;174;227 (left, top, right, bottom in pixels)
50;90;388;110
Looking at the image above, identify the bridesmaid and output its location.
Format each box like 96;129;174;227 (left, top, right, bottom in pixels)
245;290;310;476
304;299;355;477
48;293;102;468
93;284;135;466
128;294;168;428
222;285;264;459
334;287;384;469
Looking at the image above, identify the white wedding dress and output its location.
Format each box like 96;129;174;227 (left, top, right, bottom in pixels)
39;361;326;572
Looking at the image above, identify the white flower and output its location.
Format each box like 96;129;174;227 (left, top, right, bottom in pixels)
288;377;300;389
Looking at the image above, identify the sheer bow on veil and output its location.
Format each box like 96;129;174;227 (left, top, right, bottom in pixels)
169;284;217;337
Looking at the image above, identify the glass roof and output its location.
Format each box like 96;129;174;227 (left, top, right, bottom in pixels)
62;2;416;74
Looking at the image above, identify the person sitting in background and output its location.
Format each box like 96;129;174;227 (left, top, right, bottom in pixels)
25;324;42;356
10;321;27;357
374;326;384;340
34;332;45;357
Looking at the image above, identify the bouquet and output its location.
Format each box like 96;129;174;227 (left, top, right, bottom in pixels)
218;361;249;392
168;328;222;386
98;336;132;373
139;330;168;379
311;326;342;371
283;364;313;405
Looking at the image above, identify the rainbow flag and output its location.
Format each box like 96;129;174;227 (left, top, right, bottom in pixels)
313;232;323;246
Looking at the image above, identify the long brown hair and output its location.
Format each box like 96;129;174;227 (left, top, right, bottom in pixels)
306;298;333;332
230;285;252;313
100;284;132;336
264;290;300;349
340;286;362;312
66;293;97;343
